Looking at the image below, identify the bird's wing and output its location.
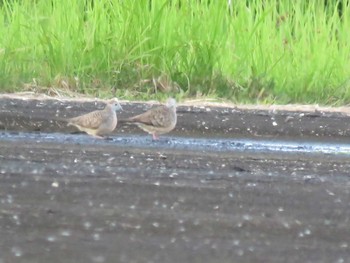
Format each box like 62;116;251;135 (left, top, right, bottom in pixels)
129;106;170;128
68;110;104;129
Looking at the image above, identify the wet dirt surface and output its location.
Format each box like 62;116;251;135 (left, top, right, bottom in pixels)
1;98;350;263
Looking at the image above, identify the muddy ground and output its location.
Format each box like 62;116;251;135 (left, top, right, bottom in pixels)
0;97;350;263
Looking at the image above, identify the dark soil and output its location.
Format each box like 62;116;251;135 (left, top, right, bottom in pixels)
0;97;350;263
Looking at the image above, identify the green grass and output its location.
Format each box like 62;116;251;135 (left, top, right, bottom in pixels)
1;0;350;105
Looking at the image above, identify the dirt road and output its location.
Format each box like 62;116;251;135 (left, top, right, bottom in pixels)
0;97;350;263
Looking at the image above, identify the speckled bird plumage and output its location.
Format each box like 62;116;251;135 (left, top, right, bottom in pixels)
67;99;122;138
123;98;177;140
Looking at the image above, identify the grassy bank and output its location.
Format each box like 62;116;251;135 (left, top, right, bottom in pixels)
1;0;350;104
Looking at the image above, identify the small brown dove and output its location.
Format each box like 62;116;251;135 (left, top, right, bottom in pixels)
66;99;122;138
121;98;177;140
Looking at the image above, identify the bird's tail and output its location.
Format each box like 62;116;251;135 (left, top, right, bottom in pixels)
53;116;70;123
118;118;134;124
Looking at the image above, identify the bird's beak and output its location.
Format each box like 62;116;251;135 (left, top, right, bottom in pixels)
114;99;123;111
117;103;123;111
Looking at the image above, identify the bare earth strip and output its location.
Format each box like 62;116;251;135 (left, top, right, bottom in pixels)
2;92;350;115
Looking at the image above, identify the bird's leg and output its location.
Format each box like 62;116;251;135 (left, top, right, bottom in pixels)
91;134;104;139
152;133;159;140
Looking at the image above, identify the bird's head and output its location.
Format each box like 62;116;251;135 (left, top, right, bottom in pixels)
166;98;177;109
108;98;123;111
